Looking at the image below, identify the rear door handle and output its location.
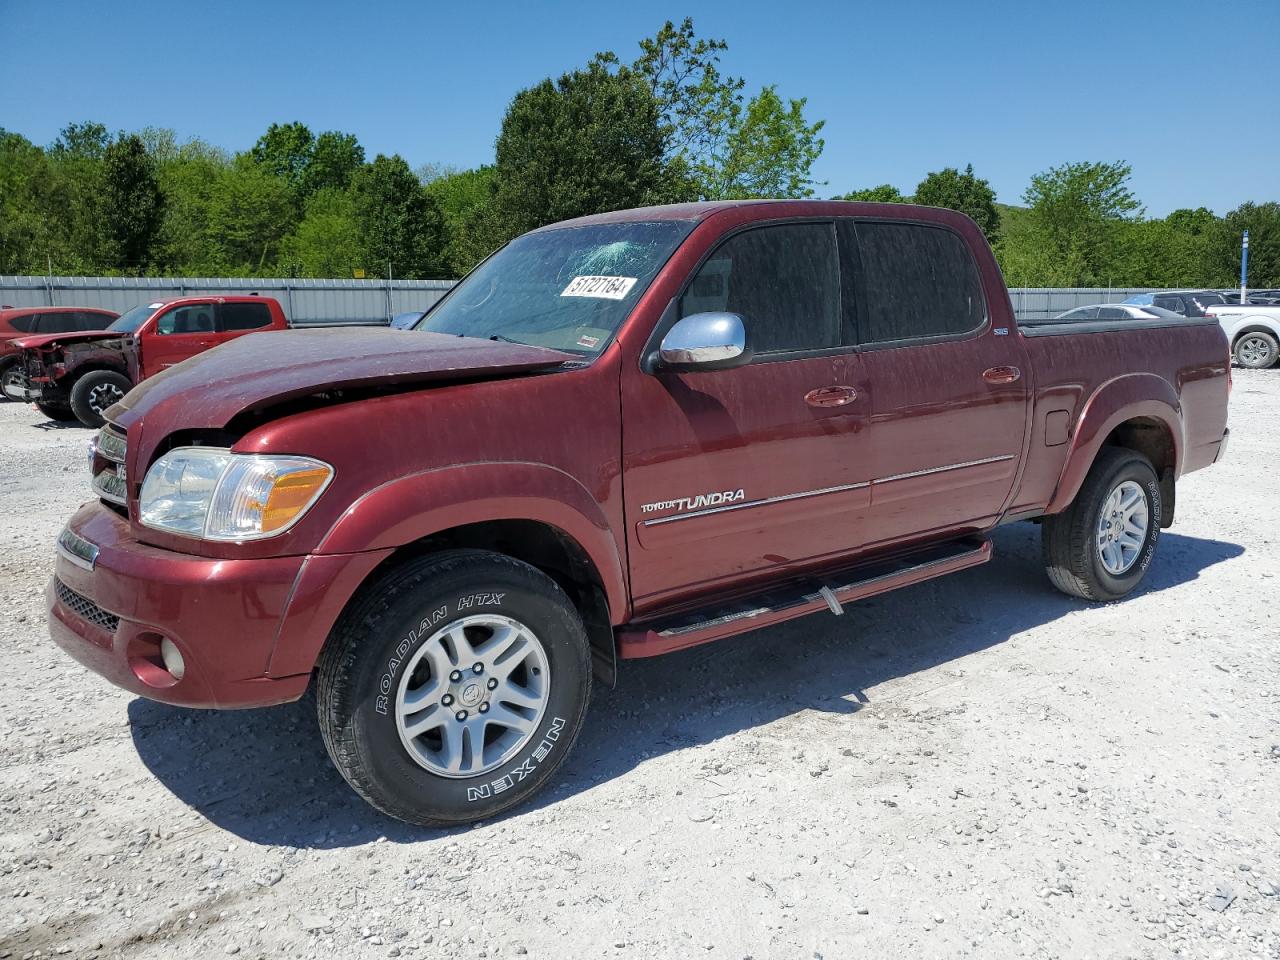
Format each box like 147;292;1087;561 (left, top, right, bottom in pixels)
804;385;859;408
982;366;1021;385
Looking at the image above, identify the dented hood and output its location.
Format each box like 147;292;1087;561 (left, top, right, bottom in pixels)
9;330;126;351
111;328;574;430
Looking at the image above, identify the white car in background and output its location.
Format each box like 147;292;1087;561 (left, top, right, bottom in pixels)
1205;303;1280;369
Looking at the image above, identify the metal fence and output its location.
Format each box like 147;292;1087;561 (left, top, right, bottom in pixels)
2;275;1160;325
0;275;456;326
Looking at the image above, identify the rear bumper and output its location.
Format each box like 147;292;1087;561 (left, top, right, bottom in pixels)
47;502;387;709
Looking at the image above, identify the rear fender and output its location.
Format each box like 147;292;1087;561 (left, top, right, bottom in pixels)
315;461;628;623
1045;374;1184;516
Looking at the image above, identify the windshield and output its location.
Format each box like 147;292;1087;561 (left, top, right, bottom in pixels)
418;220;696;354
108;302;164;334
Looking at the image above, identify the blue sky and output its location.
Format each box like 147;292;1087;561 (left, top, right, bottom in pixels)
3;0;1276;216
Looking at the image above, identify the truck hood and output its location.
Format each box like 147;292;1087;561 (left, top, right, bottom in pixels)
9;330;126;351
111;328;576;431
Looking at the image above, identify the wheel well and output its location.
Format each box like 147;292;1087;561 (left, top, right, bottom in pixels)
370;520;616;685
1102;417;1175;526
68;363;130;386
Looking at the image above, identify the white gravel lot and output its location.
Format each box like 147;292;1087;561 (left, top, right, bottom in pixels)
0;371;1277;960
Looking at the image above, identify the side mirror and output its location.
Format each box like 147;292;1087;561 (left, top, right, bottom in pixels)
655;312;752;373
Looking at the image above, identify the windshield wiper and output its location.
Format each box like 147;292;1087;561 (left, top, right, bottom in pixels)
488;334;524;344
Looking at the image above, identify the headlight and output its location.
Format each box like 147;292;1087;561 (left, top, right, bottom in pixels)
138;447;333;541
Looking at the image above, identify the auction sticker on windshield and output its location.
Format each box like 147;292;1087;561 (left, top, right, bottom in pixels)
560;276;638;300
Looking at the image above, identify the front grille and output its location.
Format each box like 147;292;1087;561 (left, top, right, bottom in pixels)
54;578;120;633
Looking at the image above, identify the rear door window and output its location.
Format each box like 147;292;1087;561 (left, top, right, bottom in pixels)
1153;295;1185;315
851;221;986;344
217;302;273;331
680;223;839;356
1059;307;1098;321
1097;307;1129;320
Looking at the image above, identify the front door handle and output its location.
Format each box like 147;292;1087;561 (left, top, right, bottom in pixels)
982;366;1021;385
805;385;859;408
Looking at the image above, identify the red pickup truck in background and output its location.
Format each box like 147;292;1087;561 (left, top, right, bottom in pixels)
2;296;288;426
45;201;1230;826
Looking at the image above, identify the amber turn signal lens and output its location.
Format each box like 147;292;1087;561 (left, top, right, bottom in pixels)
260;467;332;533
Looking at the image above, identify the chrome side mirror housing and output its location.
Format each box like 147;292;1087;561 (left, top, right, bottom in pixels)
656;312;752;373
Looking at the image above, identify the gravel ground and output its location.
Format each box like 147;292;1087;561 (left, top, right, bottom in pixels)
0;371;1277;960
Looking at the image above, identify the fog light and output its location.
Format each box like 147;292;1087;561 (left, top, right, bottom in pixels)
159;638;186;680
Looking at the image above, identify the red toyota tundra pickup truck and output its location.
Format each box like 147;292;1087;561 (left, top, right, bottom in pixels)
47;201;1230;826
3;296;288;427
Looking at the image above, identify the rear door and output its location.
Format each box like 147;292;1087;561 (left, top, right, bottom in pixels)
141;302;216;377
844;219;1029;547
621;221;872;611
215;301;275;344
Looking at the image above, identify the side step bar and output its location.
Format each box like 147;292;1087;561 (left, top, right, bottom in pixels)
617;537;992;659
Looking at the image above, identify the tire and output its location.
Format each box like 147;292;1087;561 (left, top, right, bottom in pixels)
1234;331;1279;369
316;549;592;826
0;360;16;400
1041;447;1161;601
35;401;77;422
69;370;132;428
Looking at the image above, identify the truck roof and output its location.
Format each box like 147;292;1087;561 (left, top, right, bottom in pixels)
536;199;970;231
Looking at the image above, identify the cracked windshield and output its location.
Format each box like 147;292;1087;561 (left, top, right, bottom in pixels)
418;220;695;355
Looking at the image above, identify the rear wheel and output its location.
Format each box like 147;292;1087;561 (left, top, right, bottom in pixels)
1042;447;1161;601
1234;331;1278;369
316;550;592;826
69;370;132;428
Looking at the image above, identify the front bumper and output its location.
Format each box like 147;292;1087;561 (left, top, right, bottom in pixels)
1215;428;1230;463
1;371;42;403
47;502;386;709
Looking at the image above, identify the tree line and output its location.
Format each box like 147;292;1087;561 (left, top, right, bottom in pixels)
0;18;1274;287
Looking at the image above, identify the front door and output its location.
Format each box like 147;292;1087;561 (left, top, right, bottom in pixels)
621;222;873;612
141;302;216;377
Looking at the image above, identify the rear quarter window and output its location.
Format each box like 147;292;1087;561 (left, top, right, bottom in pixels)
851;221;986;344
7;314;37;334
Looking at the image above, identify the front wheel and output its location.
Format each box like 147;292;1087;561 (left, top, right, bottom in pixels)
316;550;592;826
1234;331;1279;369
1041;447;1161;601
35;400;77;422
69;370;132;428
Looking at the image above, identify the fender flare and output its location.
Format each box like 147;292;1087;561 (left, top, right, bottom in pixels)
1044;374;1184;515
314;460;628;621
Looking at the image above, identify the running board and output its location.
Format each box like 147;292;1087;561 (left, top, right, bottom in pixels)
617;537;992;658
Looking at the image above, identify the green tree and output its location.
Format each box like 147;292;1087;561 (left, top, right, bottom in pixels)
299;131;365;197
281;187;363;277
249;121;314;191
206;155;295;274
150;138;232;273
351;154;444;278
622;19;825;200
913;164;1000;241
1021;161;1142;285
837;184;908;203
494;62;692;237
98;133;164;271
1209;202;1280;288
711;86;825;200
50;121;110;160
0;129;58;272
424;165;502;276
45;121;112;270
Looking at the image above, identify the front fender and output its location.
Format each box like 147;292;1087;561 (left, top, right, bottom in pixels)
1045;373;1184;515
315;461;628;622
